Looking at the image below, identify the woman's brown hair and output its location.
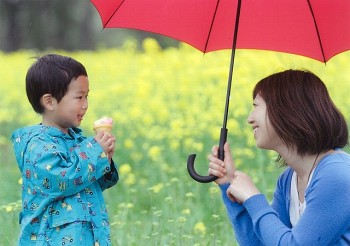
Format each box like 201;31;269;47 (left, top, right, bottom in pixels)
253;69;348;156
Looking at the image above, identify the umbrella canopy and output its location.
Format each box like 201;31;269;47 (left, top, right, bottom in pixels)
91;0;350;183
91;0;349;63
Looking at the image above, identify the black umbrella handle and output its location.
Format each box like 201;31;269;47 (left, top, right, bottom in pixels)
187;0;239;184
187;128;227;183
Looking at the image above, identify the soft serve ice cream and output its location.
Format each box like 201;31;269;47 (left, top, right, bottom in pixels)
93;117;113;134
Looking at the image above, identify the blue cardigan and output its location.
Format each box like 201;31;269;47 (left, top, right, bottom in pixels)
220;151;350;245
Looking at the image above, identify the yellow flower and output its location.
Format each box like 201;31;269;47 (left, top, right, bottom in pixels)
165;196;173;203
194;222;206;235
123;139;134;149
6;205;13;212
169;140;179;150
131;152;143;162
148;183;164;193
118;203;126;208
142;38;161;53
148;146;161;161
185;192;194;198
181;209;191;215
177;216;187;224
119;163;132;175
142;114;154;125
170;178;179;183
124;173;136;185
153;210;163;217
211;214;220;221
209;186;219;195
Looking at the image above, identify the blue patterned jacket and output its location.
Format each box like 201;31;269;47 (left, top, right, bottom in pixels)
11;125;119;245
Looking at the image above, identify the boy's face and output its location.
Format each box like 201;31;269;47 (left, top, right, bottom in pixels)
49;76;89;133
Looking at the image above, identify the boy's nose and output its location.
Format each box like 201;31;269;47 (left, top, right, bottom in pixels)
82;102;88;110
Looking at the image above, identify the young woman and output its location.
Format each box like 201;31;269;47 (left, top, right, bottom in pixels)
208;69;350;245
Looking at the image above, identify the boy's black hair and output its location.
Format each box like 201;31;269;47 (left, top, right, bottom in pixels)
26;54;88;114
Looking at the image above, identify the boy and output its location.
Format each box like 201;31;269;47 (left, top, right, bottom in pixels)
11;54;118;245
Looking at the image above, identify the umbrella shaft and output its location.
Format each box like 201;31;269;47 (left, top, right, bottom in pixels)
222;0;241;129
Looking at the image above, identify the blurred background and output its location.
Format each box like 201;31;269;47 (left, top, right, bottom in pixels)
0;0;178;52
1;1;349;245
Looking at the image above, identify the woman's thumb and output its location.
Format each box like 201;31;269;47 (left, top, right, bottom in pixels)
224;142;232;158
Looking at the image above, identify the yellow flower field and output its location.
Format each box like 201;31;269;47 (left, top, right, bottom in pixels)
0;39;349;245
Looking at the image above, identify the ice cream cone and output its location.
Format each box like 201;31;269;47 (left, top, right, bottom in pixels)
93;117;113;134
93;125;113;134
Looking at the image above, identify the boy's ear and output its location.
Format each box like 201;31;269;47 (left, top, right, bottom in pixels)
40;94;56;111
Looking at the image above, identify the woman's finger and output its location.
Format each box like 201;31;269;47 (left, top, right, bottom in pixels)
211;145;219;157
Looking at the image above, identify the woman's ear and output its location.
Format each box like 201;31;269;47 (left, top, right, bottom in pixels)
40;94;56;111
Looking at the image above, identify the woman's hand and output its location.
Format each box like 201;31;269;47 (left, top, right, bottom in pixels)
226;171;261;203
95;131;116;162
208;142;236;185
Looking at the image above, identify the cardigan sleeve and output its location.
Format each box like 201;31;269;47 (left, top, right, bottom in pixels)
219;183;264;245
243;158;350;245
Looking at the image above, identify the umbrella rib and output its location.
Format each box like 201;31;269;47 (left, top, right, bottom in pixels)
306;0;326;63
204;0;221;53
103;0;127;28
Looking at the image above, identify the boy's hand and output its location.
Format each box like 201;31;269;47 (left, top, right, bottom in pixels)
94;131;116;161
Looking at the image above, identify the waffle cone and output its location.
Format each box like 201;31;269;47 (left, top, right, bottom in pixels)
93;125;113;134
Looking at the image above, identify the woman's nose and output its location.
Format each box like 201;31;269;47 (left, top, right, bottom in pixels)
247;113;254;124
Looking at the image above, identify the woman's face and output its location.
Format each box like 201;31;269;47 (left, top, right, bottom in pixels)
247;93;283;150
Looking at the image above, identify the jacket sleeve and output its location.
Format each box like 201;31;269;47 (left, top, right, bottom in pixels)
26;136;112;199
219;183;264;245
98;159;119;191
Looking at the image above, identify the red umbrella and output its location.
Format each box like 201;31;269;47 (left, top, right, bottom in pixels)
91;0;350;183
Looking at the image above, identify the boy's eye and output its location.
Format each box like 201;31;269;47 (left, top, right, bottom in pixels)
76;95;88;99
